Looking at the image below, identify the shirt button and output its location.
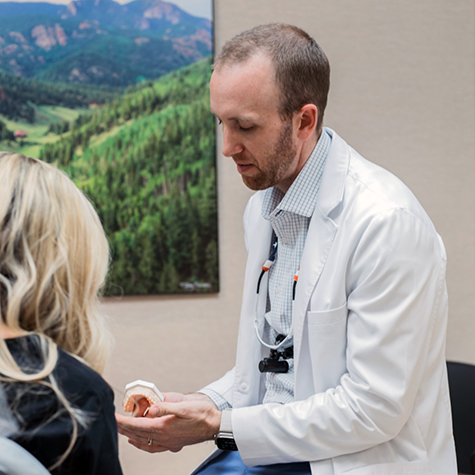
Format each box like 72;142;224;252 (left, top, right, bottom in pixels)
240;383;248;391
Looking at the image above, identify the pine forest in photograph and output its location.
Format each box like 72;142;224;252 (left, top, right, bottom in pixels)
0;0;218;296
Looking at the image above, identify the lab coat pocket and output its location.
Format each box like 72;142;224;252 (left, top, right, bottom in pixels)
341;460;432;474
307;302;348;392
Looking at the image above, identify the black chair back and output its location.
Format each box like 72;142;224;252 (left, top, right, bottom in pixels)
447;361;475;475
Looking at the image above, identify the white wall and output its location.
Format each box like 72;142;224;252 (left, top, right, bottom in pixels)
105;2;475;473
212;0;475;363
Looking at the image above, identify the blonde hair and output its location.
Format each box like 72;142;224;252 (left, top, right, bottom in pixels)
0;152;113;469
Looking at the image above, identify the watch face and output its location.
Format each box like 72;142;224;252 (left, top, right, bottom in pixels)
216;434;238;451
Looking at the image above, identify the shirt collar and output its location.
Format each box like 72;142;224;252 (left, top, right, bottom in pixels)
262;129;332;219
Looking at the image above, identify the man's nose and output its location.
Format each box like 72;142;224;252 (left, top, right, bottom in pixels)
221;127;244;157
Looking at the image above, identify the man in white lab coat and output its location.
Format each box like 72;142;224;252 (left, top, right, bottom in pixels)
117;24;456;475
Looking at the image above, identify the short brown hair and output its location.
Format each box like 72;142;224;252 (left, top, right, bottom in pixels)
214;23;330;131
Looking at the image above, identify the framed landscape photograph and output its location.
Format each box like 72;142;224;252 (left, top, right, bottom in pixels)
0;0;218;296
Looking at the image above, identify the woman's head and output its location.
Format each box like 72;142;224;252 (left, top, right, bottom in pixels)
0;152;111;373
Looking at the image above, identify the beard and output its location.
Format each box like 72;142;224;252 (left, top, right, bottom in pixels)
239;119;297;191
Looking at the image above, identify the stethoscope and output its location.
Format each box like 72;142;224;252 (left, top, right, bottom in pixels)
254;233;300;351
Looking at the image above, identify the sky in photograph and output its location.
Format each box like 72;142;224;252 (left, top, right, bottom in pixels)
0;0;213;19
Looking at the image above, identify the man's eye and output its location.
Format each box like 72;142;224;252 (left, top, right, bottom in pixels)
239;125;253;131
217;119;222;125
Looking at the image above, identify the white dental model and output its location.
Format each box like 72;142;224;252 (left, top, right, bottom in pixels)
122;379;164;413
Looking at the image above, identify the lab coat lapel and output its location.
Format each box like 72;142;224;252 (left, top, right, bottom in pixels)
245;213;273;320
293;129;350;385
234;206;273;408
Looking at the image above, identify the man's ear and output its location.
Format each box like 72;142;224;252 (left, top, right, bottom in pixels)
296;104;318;141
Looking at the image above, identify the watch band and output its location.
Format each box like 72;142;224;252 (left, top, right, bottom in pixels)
220;408;233;433
215;409;238;451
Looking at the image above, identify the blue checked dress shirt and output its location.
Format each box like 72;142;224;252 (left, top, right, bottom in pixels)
201;129;332;409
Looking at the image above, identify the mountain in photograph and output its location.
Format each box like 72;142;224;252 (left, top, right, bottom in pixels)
0;0;212;86
0;1;218;296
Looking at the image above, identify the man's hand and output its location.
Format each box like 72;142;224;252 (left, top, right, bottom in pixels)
116;392;222;453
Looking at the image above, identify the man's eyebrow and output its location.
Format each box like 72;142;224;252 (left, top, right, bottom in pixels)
232;117;254;122
210;112;254;123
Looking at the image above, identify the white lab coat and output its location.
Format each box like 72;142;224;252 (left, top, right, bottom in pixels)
198;129;456;475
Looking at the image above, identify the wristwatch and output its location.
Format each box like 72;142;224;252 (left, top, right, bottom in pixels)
214;409;238;451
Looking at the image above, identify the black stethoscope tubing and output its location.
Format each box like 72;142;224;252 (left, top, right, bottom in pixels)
254;233;299;351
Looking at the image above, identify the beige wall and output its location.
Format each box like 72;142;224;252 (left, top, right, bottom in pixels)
105;2;475;473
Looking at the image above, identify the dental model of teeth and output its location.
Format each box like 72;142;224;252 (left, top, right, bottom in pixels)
122;379;164;413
